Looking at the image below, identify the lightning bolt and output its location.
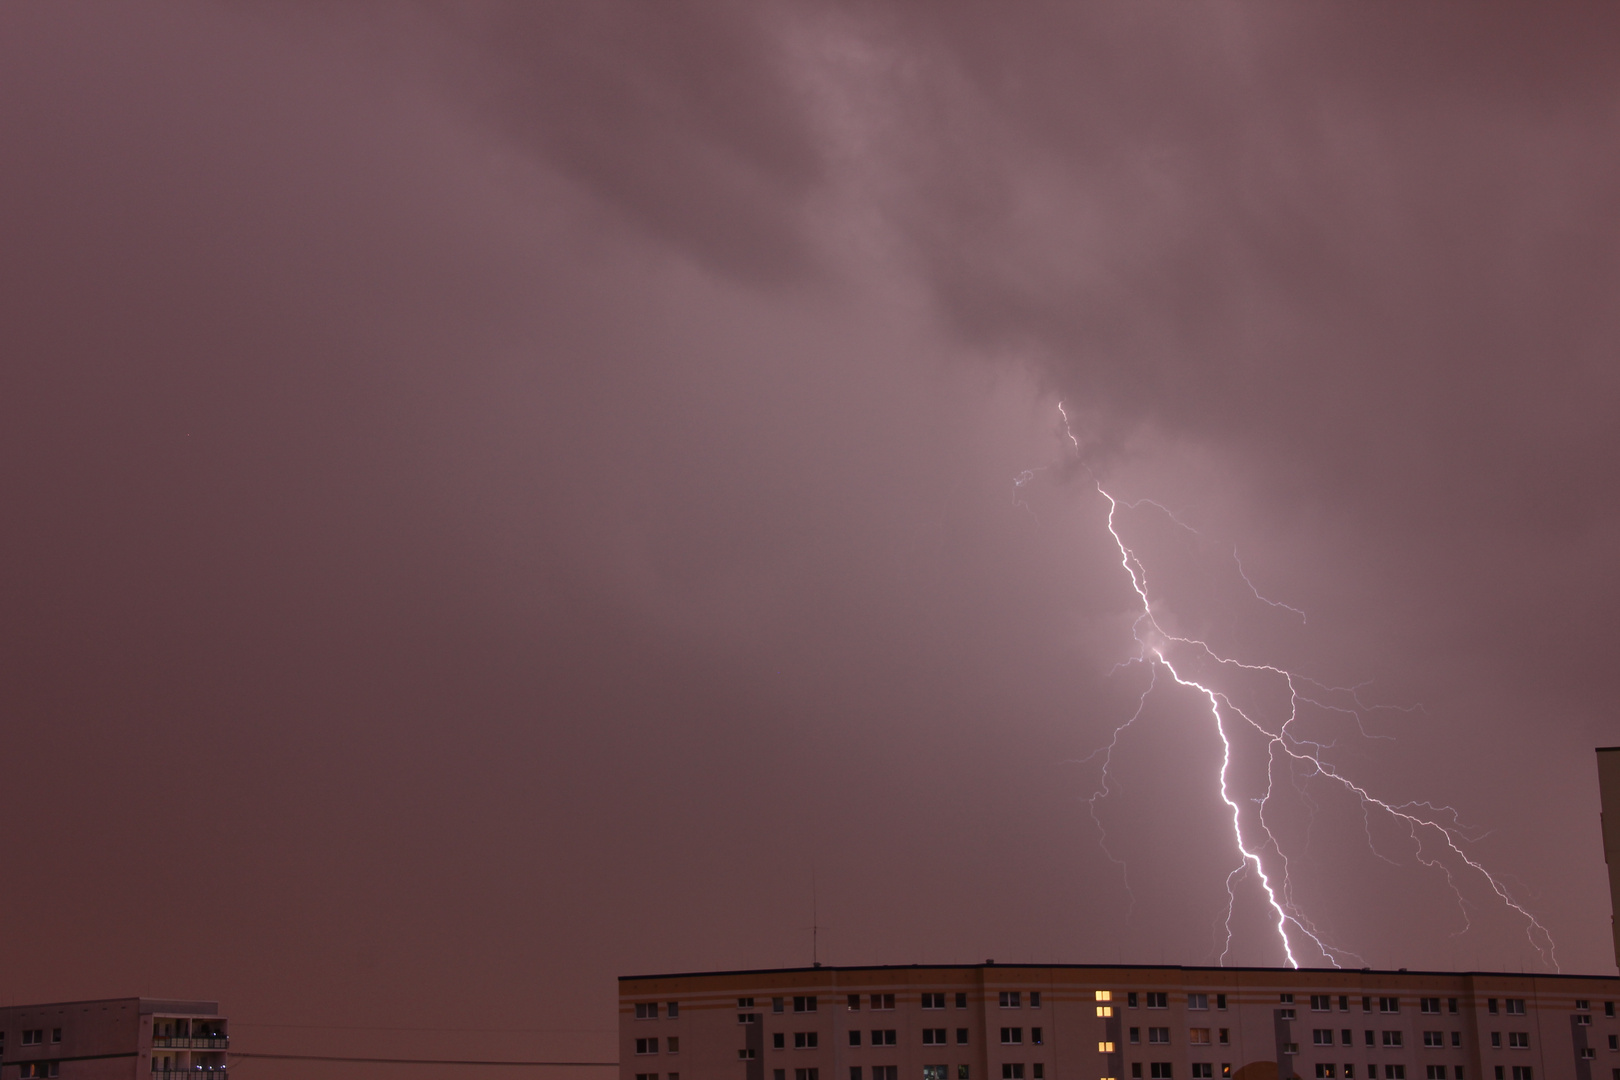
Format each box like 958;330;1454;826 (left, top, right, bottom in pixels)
1045;404;1558;971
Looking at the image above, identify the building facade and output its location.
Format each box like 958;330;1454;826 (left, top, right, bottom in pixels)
0;998;226;1080
620;965;1620;1080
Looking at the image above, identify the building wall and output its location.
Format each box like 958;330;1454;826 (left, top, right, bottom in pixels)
619;966;1620;1080
0;998;224;1080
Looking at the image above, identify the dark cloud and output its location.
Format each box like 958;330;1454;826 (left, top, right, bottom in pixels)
1;3;1617;1072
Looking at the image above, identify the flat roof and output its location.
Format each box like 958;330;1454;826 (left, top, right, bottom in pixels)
620;963;1619;984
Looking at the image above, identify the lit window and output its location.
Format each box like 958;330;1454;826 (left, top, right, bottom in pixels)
1100;1043;1116;1054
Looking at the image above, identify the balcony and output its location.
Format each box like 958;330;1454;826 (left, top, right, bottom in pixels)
152;1038;229;1050
151;1071;227;1079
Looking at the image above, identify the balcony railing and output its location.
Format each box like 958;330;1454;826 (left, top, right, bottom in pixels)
151;1071;226;1078
153;1038;229;1049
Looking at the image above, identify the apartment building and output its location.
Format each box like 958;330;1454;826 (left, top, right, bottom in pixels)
619;965;1620;1080
0;998;226;1079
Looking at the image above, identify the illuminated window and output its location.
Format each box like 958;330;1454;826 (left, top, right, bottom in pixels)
1317;1066;1338;1079
1099;1007;1115;1018
1190;1030;1211;1046
1101;1043;1117;1054
1098;991;1114;1002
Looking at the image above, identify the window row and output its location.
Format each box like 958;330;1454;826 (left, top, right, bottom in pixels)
18;1030;62;1045
1126;1027;1229;1045
998;1064;1045;1079
19;1066;59;1080
633;1073;676;1080
634;1003;680;1019
1487;1033;1531;1049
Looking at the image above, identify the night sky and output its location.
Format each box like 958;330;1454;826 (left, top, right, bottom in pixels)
3;2;1619;1074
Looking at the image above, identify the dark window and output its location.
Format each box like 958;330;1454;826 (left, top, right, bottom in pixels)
873;1070;897;1080
1151;1065;1174;1079
1448;1000;1458;1015
1148;994;1169;1009
956;994;969;1009
1341;997;1352;1012
1315;1030;1334;1046
794;1033;818;1049
22;1031;43;1046
1001;1028;1024;1045
1031;993;1042;1009
849;995;862;1011
1129;993;1139;1009
923;1029;947;1046
1149;1028;1170;1045
1505;1001;1525;1017
50;1030;61;1044
1192;1066;1213;1079
740;998;757;1008
1607;1003;1615;1018
1490;1033;1500;1049
796;1070;820;1080
1451;1033;1460;1048
795;997;818;1014
775;1033;785;1049
957;1029;969;1045
1424;1032;1443;1048
923;994;946;1010
1220;1029;1230;1045
1509;1070;1531;1080
1422;1000;1440;1015
1578;1001;1591;1012
1427;1069;1446;1080
1002;1067;1025;1080
1382;1032;1403;1048
667;1037;679;1053
850;1069;862;1080
1190;995;1210;1011
871;1030;896;1046
1313;997;1333;1012
1364;1031;1375;1047
18;1066;59;1080
1380;999;1400;1015
1487;1000;1497;1016
635;1038;658;1055
1033;1068;1044;1080
1000;993;1022;1009
1132;1065;1143;1079
740;1013;760;1024
635;1005;657;1021
957;1069;969;1080
871;995;896;1011
1343;1030;1353;1046
1217;996;1227;1011
1508;1033;1529;1049
1388;1069;1405;1080
775;998;786;1014
849;1031;861;1047
1032;1027;1043;1045
1282;995;1295;1004
1130;1028;1141;1044
1609;1035;1617;1051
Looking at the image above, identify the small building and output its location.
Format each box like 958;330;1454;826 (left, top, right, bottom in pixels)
0;998;226;1079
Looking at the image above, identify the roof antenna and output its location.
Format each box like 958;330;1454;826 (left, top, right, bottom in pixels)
809;867;827;968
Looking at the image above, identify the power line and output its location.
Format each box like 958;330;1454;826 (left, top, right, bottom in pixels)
233;1053;617;1067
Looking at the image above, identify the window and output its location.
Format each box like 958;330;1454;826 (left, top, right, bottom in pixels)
741;998;757;1008
1582;1050;1597;1061
636;1038;659;1055
1318;1066;1338;1079
636;1005;659;1020
1422;1000;1440;1015
1148;994;1169;1009
1490;1034;1500;1049
1316;1031;1335;1047
1190;1029;1211;1046
872;995;896;1011
1220;1030;1230;1046
1493;1069;1502;1080
1509;1069;1531;1080
776;998;787;1014
796;997;819;1013
1032;1028;1043;1046
850;995;863;1011
1283;1044;1299;1056
667;1037;679;1053
794;1032;819;1049
1100;1007;1116;1018
923;994;947;1010
850;1031;862;1047
1487;1000;1497;1016
1427;1069;1446;1080
923;1030;947;1046
1130;1028;1141;1045
1508;1033;1529;1049
1424;1032;1444;1048
1281;1010;1297;1021
1388;1069;1405;1080
1364;998;1374;1014
1505;1001;1525;1017
957;1029;969;1045
1149;1029;1169;1045
1001;993;1023;1009
1608;1035;1617;1051
1282;995;1296;1004
741;1013;761;1024
1150;1065;1174;1079
1101;1042;1117;1053
1580;1016;1594;1027
1003;1066;1025;1080
1129;993;1140;1009
874;1070;897;1080
1031;994;1042;1009
1190;995;1210;1011
1380;999;1400;1015
1448;1000;1458;1015
1315;997;1334;1012
958;1069;970;1080
1034;1067;1045;1079
1344;1031;1354;1046
22;1031;43;1046
796;1070;820;1080
19;1066;58;1079
1364;1031;1375;1048
1382;1032;1403;1048
1342;997;1353;1013
872;1030;897;1046
1133;1065;1143;1078
1608;1002;1615;1018
1002;1028;1024;1045
925;1068;951;1080
957;994;970;1010
1217;996;1228;1011
739;1049;758;1061
1346;1068;1355;1078
850;1069;862;1080
1193;1066;1214;1079
50;1030;61;1044
1578;1001;1591;1011
775;1033;786;1050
